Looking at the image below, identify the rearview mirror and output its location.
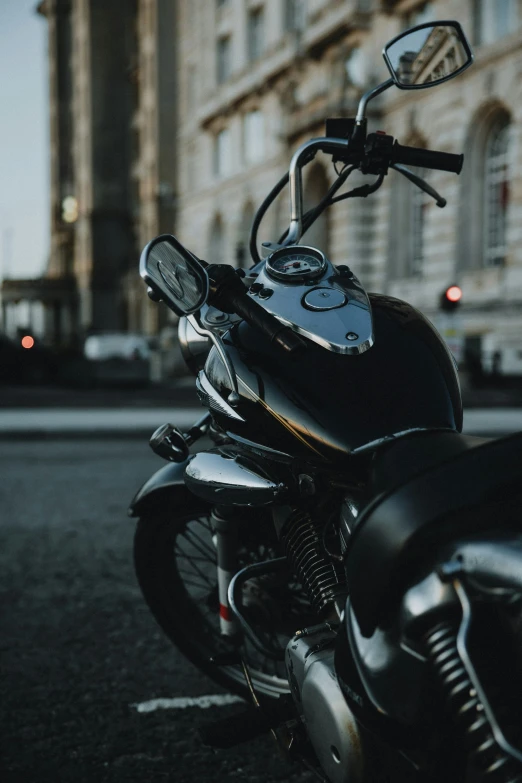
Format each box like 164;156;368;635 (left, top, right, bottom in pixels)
140;234;209;316
383;21;473;89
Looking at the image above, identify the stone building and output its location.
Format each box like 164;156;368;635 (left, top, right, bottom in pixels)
37;0;522;369
175;0;522;367
36;0;176;344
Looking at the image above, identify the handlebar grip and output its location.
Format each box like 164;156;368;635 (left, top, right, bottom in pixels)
231;291;307;355
391;142;464;174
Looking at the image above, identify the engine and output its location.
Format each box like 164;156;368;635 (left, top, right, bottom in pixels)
285;624;364;783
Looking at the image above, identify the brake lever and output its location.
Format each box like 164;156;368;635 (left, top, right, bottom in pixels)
391;163;447;208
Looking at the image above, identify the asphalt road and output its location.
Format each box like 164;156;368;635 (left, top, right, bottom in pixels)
0;439;312;783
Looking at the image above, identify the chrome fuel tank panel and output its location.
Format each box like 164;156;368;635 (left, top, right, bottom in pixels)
250;247;373;355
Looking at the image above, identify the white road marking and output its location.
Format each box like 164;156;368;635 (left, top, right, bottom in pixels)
132;694;244;713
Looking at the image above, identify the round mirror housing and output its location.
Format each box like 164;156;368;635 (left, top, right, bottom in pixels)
383;21;473;90
140;234;209;316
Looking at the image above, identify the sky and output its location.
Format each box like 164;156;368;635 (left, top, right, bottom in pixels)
0;0;49;281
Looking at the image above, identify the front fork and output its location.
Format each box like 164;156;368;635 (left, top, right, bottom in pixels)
211;507;241;637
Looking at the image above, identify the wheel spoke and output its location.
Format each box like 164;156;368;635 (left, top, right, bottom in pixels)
176;555;214;588
174;548;216;565
176;573;213;592
182;528;216;560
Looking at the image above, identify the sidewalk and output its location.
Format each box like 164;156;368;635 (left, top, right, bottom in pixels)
0;407;202;439
0;406;521;440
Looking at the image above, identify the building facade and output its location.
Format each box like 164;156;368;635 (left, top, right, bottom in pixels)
175;0;522;366
37;0;522;368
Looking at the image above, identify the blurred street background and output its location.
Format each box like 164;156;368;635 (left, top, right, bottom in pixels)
2;0;522;781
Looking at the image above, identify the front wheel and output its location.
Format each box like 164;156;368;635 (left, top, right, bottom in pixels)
134;508;302;699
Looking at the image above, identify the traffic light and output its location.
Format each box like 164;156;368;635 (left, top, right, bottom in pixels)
440;284;462;312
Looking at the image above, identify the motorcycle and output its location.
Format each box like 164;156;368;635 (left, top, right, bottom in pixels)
129;20;522;783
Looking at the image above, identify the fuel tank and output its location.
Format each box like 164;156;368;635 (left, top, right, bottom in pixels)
202;294;462;464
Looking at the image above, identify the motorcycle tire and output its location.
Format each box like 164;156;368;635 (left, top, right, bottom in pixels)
134;509;292;699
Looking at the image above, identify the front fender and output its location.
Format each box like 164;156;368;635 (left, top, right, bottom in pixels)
128;458;210;518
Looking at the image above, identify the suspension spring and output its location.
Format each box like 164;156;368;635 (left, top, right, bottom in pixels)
281;510;346;614
424;621;522;782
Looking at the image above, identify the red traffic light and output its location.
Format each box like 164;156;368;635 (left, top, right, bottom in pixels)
21;335;35;349
445;285;462;303
440;285;462;312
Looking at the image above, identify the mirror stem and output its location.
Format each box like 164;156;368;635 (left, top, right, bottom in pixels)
355;78;394;123
187;314;240;406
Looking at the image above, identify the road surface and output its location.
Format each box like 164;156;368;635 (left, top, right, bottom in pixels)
0;439;312;783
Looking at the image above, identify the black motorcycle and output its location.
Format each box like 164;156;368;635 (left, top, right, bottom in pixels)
130;21;522;783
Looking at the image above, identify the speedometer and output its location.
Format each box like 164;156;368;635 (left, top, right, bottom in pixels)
265;246;327;283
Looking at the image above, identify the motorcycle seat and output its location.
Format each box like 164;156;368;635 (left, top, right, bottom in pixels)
345;429;522;638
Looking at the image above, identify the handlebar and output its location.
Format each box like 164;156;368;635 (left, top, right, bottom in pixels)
230;290;307;355
391;141;463;174
206;264;307;355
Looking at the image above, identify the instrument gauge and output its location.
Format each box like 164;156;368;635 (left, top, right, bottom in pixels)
265;247;327;283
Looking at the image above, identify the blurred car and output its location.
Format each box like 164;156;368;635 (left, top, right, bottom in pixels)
83;332;153;386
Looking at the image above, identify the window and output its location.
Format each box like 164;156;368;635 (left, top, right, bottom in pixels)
217;36;231;84
388;147;429;279
473;0;517;45
209;215;225;265
345;47;366;88
243;110;265;165
484;119;510;266
214;129;232;178
302;163;330;253
248;7;265;61
409;172;427;276
186;65;196;111
457;107;511;272
237;202;255;268
285;0;305;32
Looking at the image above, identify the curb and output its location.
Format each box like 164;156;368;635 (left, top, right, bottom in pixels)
0;428;164;441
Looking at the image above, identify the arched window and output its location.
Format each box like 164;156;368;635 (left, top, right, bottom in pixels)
458;106;511;271
301;163;330;254
237;202;255;268
484;119;510;266
209;214;225;265
409;170;427;276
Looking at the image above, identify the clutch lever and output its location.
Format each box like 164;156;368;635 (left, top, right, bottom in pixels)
391;163;447;208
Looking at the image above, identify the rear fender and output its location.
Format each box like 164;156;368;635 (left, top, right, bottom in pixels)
128;458;210;518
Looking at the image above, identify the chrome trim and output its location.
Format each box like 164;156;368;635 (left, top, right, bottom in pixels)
250;251;373;355
184;450;288;506
265;246;327;284
454;579;522;765
285;628;364;783
355;78;394;123
284;138;350;246
178;310;212;375
225;431;293;461
196;371;245;422
350;426;455;455
187;313;239;402
303;287;347;311
228;558;287;660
